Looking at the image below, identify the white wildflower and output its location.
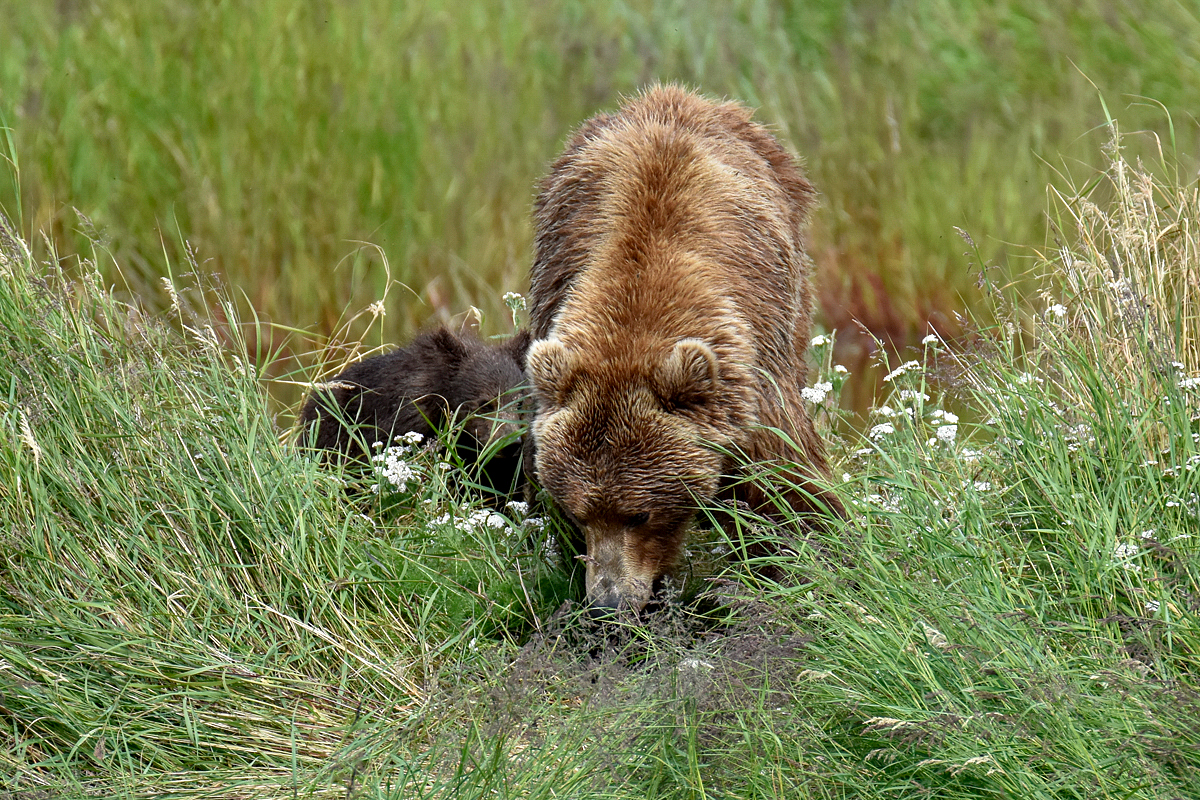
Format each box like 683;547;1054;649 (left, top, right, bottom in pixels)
834;364;849;374
869;423;895;440
502;291;527;311
922;334;939;345
1047;303;1067;318
811;334;831;347
898;390;929;403
505;500;529;516
936;425;957;445
1179;376;1200;390
883;360;921;382
973;481;991;492
372;446;417;493
1113;542;1141;572
873;405;897;418
367;300;387;318
801;381;833;404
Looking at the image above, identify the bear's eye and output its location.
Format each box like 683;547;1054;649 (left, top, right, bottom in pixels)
625;512;650;528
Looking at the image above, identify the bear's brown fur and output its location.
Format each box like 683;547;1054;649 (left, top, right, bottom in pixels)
526;84;844;612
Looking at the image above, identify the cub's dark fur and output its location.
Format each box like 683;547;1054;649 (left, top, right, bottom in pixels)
300;327;531;499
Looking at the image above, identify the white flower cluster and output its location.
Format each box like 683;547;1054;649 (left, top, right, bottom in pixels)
502;291;527;312
928;409;959;447
869;422;895;440
1113;541;1141;573
432;509;510;533
1161;454;1200;478
811;334;831;347
506;500;546;531
883;360;921;383
801;381;834;404
429;499;545;536
370;432;425;494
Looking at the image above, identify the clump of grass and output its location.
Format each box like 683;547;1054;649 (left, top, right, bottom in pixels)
801;124;1200;798
0;213;569;797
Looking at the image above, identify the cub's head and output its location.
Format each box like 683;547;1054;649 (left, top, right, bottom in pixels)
447;330;531;452
443;330;532;496
526;337;728;613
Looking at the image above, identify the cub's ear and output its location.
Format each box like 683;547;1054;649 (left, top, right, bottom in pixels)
526;338;576;408
422;326;471;365
653;339;719;411
505;329;533;369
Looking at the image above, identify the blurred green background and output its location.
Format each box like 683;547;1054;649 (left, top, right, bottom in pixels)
3;0;1198;412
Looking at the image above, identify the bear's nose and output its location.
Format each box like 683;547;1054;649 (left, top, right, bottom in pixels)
585;585;623;619
584;588;649;623
584;601;619;622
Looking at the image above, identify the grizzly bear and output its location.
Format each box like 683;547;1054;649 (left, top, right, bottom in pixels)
525;84;845;613
300;327;531;500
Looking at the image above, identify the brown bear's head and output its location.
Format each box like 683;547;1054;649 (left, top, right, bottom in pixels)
527;337;730;612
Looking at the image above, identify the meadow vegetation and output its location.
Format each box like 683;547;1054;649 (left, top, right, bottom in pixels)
3;1;1200;796
2;122;1198;797
3;0;1199;412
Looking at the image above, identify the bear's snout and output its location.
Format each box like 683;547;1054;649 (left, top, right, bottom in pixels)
583;526;657;613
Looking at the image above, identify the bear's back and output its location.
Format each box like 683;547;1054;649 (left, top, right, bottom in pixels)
530;84;817;373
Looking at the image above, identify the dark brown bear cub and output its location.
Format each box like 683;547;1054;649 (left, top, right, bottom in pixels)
300;327;531;500
526;85;845;613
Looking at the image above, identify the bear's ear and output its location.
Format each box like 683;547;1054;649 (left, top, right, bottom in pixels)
423;327;471;365
526;338;576;408
505;329;533;369
653;339;718;411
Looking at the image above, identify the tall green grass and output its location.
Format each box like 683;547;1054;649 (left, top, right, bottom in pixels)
2;122;1199;797
3;0;1199;414
0;212;574;797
